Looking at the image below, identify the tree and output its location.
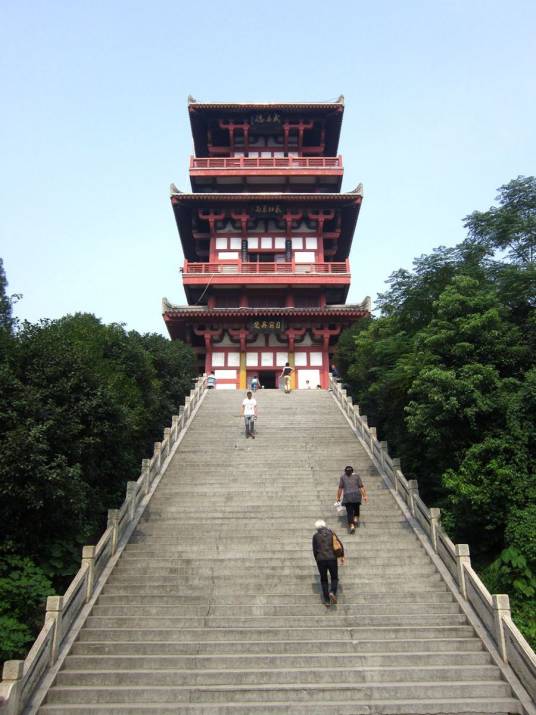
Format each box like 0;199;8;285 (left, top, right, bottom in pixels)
464;176;536;265
0;258;14;334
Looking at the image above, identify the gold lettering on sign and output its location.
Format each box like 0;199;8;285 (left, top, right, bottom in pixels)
251;112;281;125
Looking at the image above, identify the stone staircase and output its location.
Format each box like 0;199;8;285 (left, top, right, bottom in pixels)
37;389;525;713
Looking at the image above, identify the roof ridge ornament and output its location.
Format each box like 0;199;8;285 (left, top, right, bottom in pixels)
350;183;364;197
337;95;345;105
170;183;182;196
161;297;172;313
188;95;197;104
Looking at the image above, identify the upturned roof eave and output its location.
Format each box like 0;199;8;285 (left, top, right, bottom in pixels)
170;188;363;202
162;301;371;318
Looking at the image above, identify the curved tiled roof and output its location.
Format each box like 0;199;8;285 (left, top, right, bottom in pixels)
169;186;363;201
162;298;371;319
188;97;344;111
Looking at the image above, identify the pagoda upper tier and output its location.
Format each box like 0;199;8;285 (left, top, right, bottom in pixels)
188;97;345;193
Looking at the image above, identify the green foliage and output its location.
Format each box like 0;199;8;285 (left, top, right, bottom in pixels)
464;175;536;265
0;556;54;661
505;505;536;567
0;303;197;665
338;177;536;645
482;548;536;648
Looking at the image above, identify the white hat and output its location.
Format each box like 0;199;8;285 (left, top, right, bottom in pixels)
315;519;326;530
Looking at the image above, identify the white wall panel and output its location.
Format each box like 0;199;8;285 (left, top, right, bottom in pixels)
298;369;320;389
261;352;274;366
216;383;237;390
229;237;242;250
274;237;286;249
212;352;225;367
292;237;303;249
295;351;308;367
295;251;315;263
218;251;239;260
214;369;237;380
246;352;258;366
215;237;227;249
305;237;318;249
276;352;288;366
310;351;323;366
227;352;240;367
247;237;259;249
261;237;272;249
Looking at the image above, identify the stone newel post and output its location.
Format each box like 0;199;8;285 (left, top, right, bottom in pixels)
493;594;511;661
1;661;24;715
455;544;471;598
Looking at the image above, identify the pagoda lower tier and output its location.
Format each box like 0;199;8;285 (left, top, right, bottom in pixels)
162;300;370;390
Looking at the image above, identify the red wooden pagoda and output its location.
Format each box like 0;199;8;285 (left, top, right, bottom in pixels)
163;97;370;389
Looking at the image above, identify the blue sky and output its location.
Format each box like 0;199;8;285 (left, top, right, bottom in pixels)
1;0;535;336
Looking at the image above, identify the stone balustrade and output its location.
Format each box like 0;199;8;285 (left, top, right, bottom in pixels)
0;375;207;715
329;376;536;703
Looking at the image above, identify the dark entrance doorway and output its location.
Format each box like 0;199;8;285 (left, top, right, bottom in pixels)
261;371;278;389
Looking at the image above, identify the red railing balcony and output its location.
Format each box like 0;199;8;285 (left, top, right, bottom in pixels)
190;156;343;172
183;260;350;275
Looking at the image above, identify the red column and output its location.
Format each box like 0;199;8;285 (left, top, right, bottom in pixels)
193;328;223;376
313;326;341;389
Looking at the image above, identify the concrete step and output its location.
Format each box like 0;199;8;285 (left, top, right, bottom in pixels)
91;601;461;617
77;625;476;643
64;651;492;671
111;559;436;574
54;664;501;687
101;579;448;595
37;698;524;714
120;548;423;563
43;681;512;704
70;637;486;656
84;614;469;630
96;590;455;606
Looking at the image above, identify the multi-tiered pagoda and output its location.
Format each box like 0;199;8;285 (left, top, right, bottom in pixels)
163;97;370;389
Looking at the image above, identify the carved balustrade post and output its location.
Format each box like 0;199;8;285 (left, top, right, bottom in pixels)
408;480;419;516
141;458;151;495
455;543;471;598
46;596;64;663
379;441;388;474
392;459;401;494
126;481;138;521
81;545;96;602
493;594;511;661
1;661;24;715
171;415;180;441
369;426;377;454
429;508;441;552
153;442;162;473
107;509;120;556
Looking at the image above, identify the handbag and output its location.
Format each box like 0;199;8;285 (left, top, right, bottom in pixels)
332;532;344;558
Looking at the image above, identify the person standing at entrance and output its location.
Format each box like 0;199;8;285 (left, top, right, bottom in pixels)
312;519;345;606
250;375;260;392
240;390;257;439
280;362;293;393
337;465;368;533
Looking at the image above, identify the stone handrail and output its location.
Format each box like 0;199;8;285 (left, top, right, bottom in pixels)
329;375;536;703
0;375;207;715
